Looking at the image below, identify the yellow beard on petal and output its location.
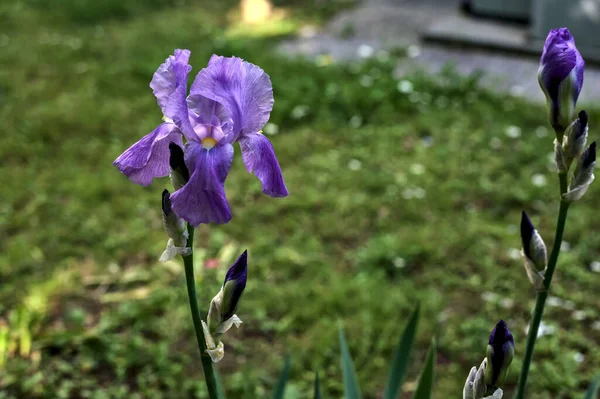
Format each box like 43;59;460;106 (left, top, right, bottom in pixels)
202;137;217;149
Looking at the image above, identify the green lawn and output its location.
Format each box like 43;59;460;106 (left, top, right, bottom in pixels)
1;0;599;398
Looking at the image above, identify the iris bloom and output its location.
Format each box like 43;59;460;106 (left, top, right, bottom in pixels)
114;50;288;225
538;28;584;132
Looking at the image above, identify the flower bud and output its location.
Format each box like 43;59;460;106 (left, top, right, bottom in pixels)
159;190;190;261
203;250;248;362
473;358;487;398
485;320;514;389
563;111;589;168
563;141;596;202
169;142;190;190
520;211;547;289
538;28;584;135
463;366;477;399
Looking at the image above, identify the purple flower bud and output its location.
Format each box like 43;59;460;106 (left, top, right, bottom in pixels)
538;28;585;133
485;320;514;389
520;211;547;271
583;141;596;169
221;250;248;321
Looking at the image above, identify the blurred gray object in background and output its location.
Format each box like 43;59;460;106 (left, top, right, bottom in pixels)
531;0;600;53
465;0;531;21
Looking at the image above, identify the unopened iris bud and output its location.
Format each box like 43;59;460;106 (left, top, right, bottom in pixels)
169;142;190;190
563;111;589;166
538;28;584;135
520;211;547;289
158;190;190;261
203;250;248;362
485;320;514;390
563;141;596;202
463;359;504;399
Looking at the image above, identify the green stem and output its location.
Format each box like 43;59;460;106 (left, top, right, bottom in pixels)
513;173;570;399
182;224;220;399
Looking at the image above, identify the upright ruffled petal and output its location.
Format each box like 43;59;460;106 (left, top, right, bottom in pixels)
239;133;288;197
113;123;182;186
170;142;234;225
190;55;273;141
150;49;191;115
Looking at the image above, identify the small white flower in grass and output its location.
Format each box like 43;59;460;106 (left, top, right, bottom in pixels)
347;159;362;171
507;248;521;260
263;122;279;135
393;257;406;268
359;75;373;87
482;292;498;302
572;310;586;321
536;125;549;138
410;163;425;175
397;79;414;93
526;321;555;337
401;188;414;199
560;241;571;251
500;298;514;309
349;115;362;128
357;44;374;58
505;125;521;138
407;44;421;58
291;105;309;119
531;174;547;187
590;261;600;272
547;296;564;307
574;352;585;364
593;321;600;331
413;187;426;199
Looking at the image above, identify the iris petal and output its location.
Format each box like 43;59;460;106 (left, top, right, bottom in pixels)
170;142;234;225
113;123;182;186
190;55;274;141
239;132;288;197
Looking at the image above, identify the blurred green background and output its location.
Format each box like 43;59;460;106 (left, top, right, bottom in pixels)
0;0;599;398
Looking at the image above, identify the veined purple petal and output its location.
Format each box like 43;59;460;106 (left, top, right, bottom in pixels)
239;133;288;197
113;123;182;186
150;49;192;116
170;142;234;225
539;28;584;104
190;55;274;141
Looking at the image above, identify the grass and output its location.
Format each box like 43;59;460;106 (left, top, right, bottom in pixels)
0;0;599;398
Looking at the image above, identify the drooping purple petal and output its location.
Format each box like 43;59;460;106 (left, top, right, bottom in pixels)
239;133;288;197
539;28;584;104
170;142;234;225
150;49;192;115
113;123;182;186
189;55;274;141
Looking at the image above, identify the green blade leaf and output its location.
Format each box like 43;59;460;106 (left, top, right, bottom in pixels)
314;372;322;399
585;375;600;399
272;355;291;399
384;303;420;399
339;327;362;399
411;338;436;399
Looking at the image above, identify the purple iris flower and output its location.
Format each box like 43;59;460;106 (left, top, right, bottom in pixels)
538;28;585;130
114;50;288;225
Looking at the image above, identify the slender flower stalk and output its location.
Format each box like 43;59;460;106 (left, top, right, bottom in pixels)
182;224;221;399
514;180;569;399
515;28;594;399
